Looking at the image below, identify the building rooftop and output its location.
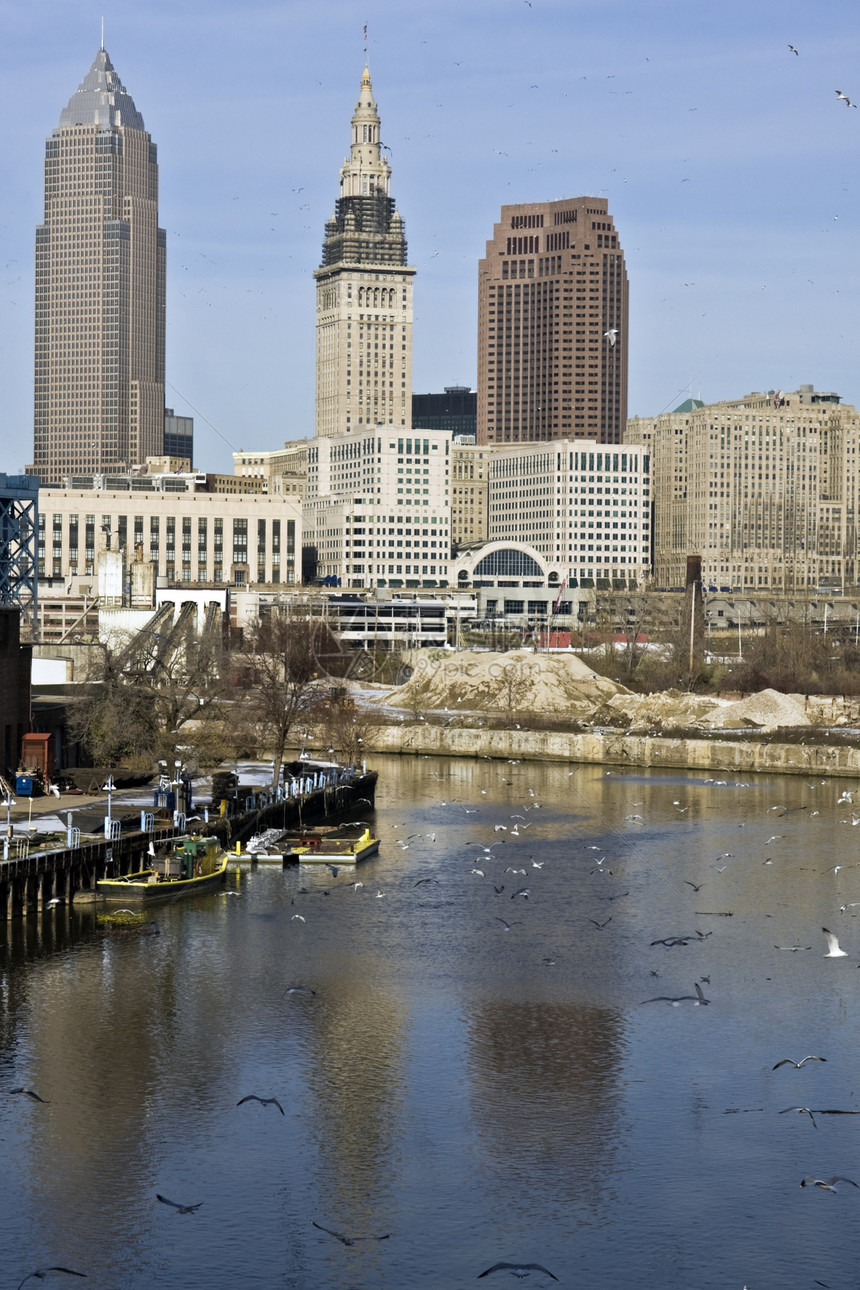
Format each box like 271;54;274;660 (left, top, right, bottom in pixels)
57;48;145;131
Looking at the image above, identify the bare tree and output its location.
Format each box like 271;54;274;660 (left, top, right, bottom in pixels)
310;685;378;766
68;625;228;769
233;613;326;787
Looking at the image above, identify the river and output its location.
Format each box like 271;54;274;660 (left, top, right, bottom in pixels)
2;754;859;1288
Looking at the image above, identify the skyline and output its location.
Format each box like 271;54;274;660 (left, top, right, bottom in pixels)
0;0;858;475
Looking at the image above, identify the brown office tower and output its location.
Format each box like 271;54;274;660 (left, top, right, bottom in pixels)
477;197;627;445
31;48;165;485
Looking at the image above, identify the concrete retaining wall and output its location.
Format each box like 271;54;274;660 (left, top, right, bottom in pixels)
370;724;860;778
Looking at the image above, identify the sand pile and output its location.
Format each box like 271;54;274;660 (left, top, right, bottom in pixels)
704;688;811;730
384;649;625;718
593;690;724;731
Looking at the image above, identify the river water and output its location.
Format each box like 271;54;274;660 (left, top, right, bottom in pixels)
2;754;859;1289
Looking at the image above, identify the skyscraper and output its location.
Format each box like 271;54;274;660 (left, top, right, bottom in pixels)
477;197;627;446
314;67;415;436
31;47;165;486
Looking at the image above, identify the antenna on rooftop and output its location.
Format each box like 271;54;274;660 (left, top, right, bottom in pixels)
100;16;104;51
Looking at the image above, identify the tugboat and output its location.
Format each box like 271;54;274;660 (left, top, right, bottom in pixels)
97;835;228;904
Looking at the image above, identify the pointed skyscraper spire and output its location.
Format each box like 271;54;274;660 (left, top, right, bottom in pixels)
314;66;415;436
58;48;145;130
339;66;390;199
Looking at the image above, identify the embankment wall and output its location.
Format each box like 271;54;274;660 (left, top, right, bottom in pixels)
370;725;860;778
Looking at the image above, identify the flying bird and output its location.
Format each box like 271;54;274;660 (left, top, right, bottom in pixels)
16;1271;86;1289
10;1088;49;1103
788;44;799;54
283;985;316;996
780;1105;817;1128
236;1095;285;1115
836;90;857;107
642;982;709;1006
603;328;618;346
478;1263;559;1281
312;1220;390;1246
773;1056;826;1070
823;928;848;957
801;1175;859;1191
156;1194;202;1213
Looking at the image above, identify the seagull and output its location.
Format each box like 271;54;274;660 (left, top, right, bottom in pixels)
156;1194;202;1213
291;914;306;923
236;1095;285;1115
590;917;612;929
642;982;709;1006
312;1220;390;1246
325;864;339;877
836;90;855;106
470;869;485;877
788;44;799;54
496;917;519;932
511;887;530;899
283;985;315;996
823;928;848;957
801;1175;859;1191
603;329;618;348
780;1106;817;1128
414;877;438;887
773;1056;826;1069
10;1088;50;1103
16;1271;87;1289
478;1263;559;1280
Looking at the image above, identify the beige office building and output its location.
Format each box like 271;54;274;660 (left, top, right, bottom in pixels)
477;197;628;447
451;440;489;547
38;486;300;588
314;68;415;437
233;442;309;497
626;385;860;592
31;48;166;486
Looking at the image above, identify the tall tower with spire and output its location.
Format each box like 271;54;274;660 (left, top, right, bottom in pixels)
31;48;165;485
314;67;414;436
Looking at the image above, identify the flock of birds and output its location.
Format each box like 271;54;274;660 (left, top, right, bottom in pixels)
10;762;860;1286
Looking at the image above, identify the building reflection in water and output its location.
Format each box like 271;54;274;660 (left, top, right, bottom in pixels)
466;999;626;1214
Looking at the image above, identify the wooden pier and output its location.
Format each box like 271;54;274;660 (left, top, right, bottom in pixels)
0;766;378;921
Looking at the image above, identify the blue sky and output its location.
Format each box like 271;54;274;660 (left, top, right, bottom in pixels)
0;0;858;474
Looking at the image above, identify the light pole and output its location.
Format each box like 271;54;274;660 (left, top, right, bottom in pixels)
173;759;183;824
102;775;115;839
3;788;15;860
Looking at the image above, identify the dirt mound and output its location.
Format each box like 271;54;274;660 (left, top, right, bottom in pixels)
384;649;625;718
705;688;811;730
594;689;724;732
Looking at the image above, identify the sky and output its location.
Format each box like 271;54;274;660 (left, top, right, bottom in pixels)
0;0;858;475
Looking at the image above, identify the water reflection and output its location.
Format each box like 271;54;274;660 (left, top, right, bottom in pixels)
467;999;626;1213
